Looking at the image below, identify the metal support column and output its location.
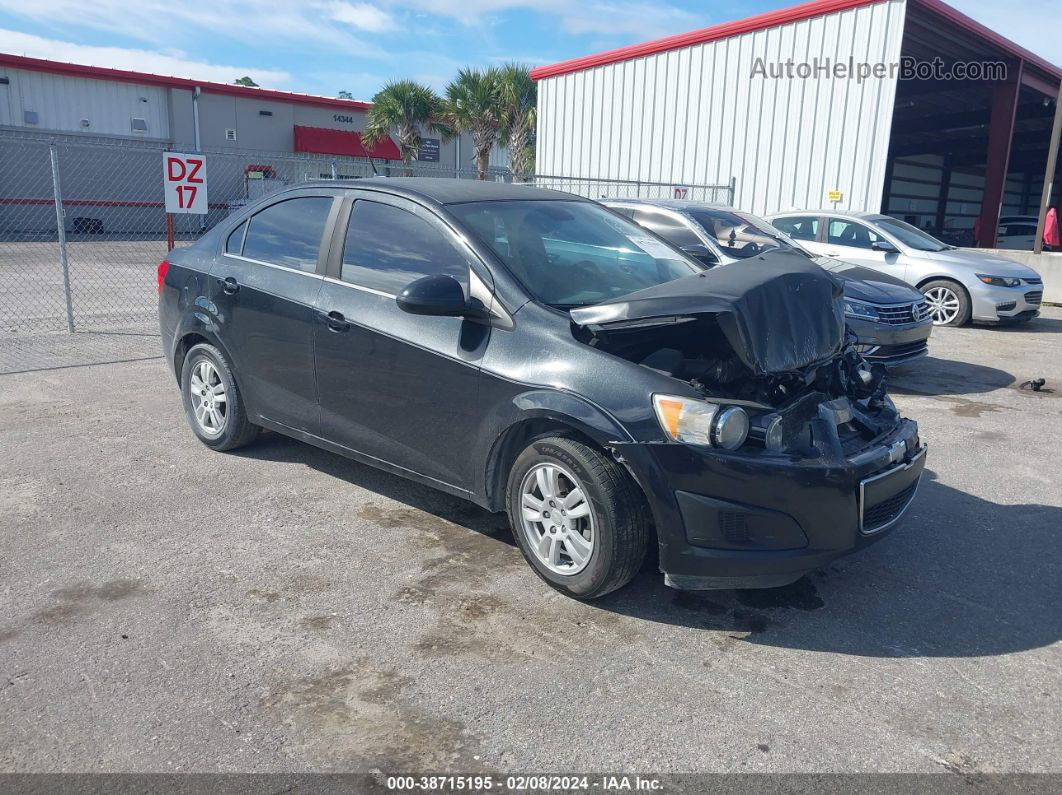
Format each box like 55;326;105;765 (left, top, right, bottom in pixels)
976;63;1023;248
1033;82;1062;254
49;144;75;333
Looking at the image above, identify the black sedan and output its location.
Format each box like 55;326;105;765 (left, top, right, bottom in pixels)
602;199;933;366
159;179;925;599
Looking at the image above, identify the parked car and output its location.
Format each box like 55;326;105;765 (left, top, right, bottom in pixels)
159;179;925;599
768;211;1043;326
603;199;932;366
995;216;1040;251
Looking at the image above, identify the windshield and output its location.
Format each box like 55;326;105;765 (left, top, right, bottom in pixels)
873;217;950;252
449;200;699;308
686;209;802;259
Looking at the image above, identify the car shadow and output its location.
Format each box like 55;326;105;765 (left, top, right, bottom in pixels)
235;435;1059;659
987;315;1062;334
594;468;1061;658
887;356;1014;396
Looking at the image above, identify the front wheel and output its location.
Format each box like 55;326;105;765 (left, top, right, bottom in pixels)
920;279;971;326
506;436;649;600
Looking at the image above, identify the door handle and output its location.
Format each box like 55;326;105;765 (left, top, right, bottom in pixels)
218;276;239;295
322;310;350;332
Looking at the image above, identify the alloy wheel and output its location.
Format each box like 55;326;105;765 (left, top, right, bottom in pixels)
923;286;961;325
518;462;595;575
189;359;227;436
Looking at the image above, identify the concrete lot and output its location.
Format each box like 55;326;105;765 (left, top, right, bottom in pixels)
1;309;1060;774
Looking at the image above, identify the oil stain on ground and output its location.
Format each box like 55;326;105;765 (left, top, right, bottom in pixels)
32;578;150;626
262;658;485;771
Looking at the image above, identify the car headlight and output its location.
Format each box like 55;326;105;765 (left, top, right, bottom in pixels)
976;274;1021;287
843;298;880;319
653;395;749;450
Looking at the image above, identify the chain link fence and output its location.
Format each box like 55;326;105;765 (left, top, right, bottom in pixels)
0;129;733;372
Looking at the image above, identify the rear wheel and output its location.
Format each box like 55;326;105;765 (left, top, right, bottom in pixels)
506;436;649;599
180;343;259;451
920;279;970;326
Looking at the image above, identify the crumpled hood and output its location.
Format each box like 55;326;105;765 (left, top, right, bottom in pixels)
919;248;1041;278
814;257;923;303
570;252;846;376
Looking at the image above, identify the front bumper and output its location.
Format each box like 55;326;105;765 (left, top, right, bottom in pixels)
847;316;932;366
616;418;925;590
970;280;1043;322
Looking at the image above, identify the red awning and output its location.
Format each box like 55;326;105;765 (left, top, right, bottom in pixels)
293;125;402;161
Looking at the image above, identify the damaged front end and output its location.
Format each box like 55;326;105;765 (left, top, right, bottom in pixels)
571;255;926;589
570;255;899;461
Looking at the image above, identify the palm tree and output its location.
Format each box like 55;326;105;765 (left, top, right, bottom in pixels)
444;67;502;180
363;80;446;177
497;64;537;181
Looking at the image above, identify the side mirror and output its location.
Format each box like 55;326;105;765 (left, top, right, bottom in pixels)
396;274;485;318
871;240;898;253
680;243;720;266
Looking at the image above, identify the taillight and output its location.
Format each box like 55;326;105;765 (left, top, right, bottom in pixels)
157;259;170;295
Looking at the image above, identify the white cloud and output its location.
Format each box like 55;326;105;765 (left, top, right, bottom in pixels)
330;2;397;32
0;29;290;85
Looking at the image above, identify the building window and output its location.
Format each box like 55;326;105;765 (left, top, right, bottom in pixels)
131;117;148;133
23;110;39;125
225;128;237;142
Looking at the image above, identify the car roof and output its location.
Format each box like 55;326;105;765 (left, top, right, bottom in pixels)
296;177;582;205
601;198;739;213
770;209;886;222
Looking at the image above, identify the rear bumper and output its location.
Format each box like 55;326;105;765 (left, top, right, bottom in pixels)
615;419;925;590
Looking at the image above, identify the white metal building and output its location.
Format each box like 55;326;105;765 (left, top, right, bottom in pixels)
531;0;1062;248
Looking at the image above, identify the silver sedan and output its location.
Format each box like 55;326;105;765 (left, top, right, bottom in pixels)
767;211;1043;326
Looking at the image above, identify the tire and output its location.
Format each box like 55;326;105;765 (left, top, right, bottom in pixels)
920;279;971;327
180;342;260;451
506;436;649;600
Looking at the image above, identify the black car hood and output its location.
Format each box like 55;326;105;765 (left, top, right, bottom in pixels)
570;252;845;376
814;257;922;303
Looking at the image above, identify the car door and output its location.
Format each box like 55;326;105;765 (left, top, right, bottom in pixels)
313;192;489;493
821;217;907;281
212;191;340;433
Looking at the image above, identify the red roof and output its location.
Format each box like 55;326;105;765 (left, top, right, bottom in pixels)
293;125;402;161
529;0;1061;82
0;52;373;111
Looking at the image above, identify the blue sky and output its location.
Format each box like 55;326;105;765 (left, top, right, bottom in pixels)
0;0;1057;101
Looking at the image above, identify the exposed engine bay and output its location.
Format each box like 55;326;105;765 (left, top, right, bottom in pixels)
568;254;904;457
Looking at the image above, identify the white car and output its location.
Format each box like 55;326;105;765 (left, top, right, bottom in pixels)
767;211;1043;326
996;216;1040;251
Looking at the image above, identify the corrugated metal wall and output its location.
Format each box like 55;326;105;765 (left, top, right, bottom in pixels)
535;0;908;216
0;67;170;140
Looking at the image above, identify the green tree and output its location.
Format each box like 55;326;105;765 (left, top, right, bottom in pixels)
363;80;448;177
444;67;502;180
497;64;537;181
233;76;259;87
337;90;354;99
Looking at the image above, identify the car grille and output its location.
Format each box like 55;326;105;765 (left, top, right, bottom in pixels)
1025;290;1043;305
1023;278;1043;285
875;301;929;325
862;480;919;534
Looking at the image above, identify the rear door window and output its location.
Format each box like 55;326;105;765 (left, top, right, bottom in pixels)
242;196;334;272
773;216;819;241
827;219;884;250
341;200;470;295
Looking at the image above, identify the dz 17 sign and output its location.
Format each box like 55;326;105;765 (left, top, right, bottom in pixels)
163;152;208;214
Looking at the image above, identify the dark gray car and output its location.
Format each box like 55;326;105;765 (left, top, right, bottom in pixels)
603;199;933;366
159;179;924;599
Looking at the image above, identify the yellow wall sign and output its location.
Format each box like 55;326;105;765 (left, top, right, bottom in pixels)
827;190;844;202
